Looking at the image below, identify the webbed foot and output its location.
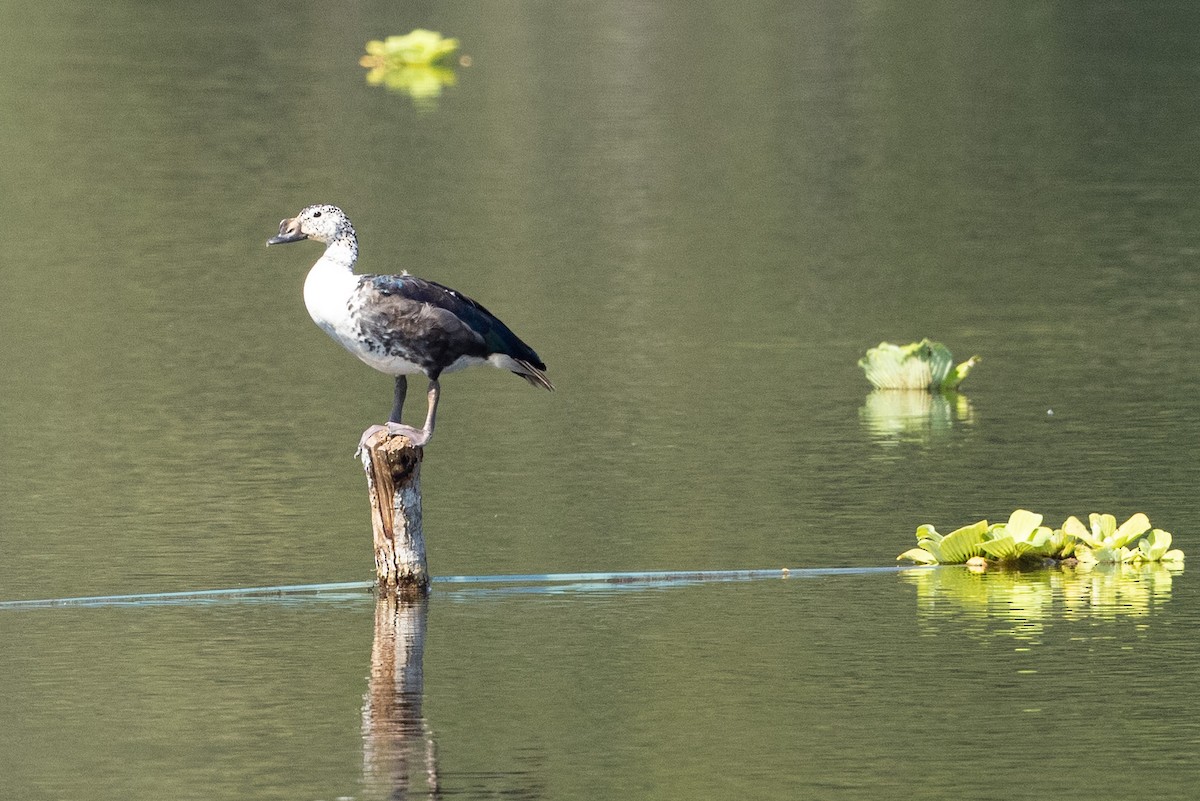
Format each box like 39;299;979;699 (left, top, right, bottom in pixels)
356;424;390;458
355;423;431;458
385;422;431;447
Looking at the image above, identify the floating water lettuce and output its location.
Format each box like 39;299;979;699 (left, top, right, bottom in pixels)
898;520;987;565
364;30;460;67
1136;528;1181;562
859;339;979;391
1069;515;1185;565
899;511;1184;567
360;30;462;108
989;510;1079;561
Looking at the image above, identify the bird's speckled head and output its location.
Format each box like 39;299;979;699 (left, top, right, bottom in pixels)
267;204;356;246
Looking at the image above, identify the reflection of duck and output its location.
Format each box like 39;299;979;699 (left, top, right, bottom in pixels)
268;205;553;446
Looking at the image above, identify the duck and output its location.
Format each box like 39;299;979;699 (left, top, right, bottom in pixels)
267;204;553;447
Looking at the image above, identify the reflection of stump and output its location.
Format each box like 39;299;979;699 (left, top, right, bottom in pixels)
359;430;429;597
363;594;439;798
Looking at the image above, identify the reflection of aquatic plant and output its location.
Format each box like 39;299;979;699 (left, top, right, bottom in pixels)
899;511;1184;566
1060;562;1177;620
360;30;462;109
858;339;979;391
904;561;1179;628
859;389;973;443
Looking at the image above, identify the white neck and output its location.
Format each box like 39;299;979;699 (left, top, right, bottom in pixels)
319;236;358;271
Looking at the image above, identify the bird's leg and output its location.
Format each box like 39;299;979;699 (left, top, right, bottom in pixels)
385;378;439;447
389;375;407;424
421;378;440;437
356;375;411;456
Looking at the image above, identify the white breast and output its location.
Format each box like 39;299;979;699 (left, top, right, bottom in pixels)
303;256;361;335
302;256;428;376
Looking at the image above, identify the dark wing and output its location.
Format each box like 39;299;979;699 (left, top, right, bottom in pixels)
362;274;549;375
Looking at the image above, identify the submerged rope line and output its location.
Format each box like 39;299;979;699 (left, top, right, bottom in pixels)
436;566;909;584
0;566;918;609
0;580;376;609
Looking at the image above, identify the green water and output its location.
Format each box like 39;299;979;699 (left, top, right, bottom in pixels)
3;0;1200;798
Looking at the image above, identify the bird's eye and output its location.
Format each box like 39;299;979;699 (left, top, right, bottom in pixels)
313;211;322;218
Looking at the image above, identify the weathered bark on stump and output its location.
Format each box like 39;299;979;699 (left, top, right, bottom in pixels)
362;594;440;797
359;429;429;596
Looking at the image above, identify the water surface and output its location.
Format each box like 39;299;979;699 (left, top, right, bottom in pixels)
2;0;1200;798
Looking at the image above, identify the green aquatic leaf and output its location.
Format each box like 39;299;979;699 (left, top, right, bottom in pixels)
916;524;942;543
364;30;460;67
980;535;1018;560
360;29;462;108
1004;510;1044;540
858;339;977;391
1111;546;1135;563
916;540;941;561
1042;527;1077;559
978;510;1054;562
1113;513;1151;548
858;342;933;390
899;521;987;564
1089;513;1117;544
941;355;981;391
896;522;944;563
923;341;954;388
1074;513;1149;550
1028;527;1056;555
936;521;988;563
1089;513;1114;541
979;535;1044;562
1137;529;1171;561
903;511;1181;566
1131;529;1185;564
1091;546;1120;562
1062;515;1089;541
1088;546;1135;563
898;548;938;565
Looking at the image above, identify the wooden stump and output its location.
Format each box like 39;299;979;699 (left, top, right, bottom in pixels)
359;429;429;597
